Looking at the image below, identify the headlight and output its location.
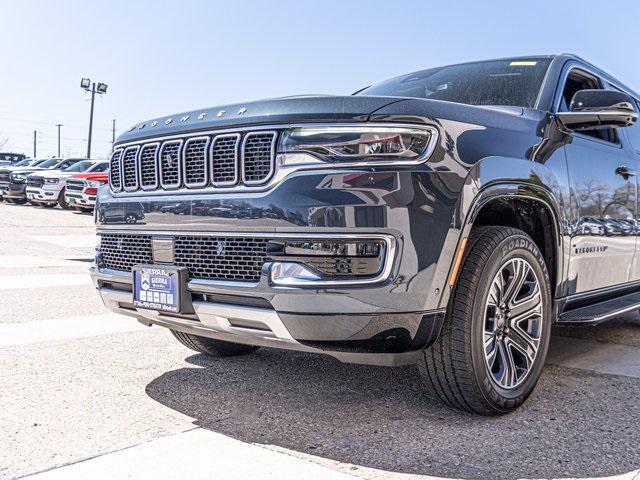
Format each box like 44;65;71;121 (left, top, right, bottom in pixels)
11;174;26;182
278;125;435;167
44;178;59;184
87;180;106;187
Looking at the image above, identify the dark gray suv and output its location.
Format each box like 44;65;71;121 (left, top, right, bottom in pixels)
91;54;640;414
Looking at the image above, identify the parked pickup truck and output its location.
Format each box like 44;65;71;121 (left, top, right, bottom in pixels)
0;158;69;204
65;171;108;212
0;152;27;167
91;54;640;414
26;160;109;209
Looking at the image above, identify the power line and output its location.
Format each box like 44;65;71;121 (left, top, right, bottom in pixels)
0;115;113;132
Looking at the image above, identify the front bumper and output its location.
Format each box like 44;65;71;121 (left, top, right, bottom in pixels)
66;190;96;208
26;185;62;203
3;183;27;200
91;266;443;366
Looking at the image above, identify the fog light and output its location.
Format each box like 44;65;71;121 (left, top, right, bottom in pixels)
270;262;322;286
268;238;388;286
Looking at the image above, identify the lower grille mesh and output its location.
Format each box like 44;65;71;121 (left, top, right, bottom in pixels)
98;233;268;282
99;234;153;271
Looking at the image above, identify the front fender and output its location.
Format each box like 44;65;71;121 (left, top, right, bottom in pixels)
434;155;571;310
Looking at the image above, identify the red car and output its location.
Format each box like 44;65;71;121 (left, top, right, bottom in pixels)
64;171;108;212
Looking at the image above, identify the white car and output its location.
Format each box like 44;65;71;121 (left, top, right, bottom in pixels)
26;160;109;209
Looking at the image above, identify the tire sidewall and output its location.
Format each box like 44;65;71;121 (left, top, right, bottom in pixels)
470;232;552;413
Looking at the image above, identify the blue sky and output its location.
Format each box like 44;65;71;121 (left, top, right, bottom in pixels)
1;0;639;158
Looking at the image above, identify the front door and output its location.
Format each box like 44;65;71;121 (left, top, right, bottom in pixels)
561;68;637;294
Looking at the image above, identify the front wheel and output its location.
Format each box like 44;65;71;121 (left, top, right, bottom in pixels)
58;188;72;210
171;330;260;357
419;226;551;415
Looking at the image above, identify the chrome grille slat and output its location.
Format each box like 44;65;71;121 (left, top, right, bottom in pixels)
139;143;159;190
242;132;276;185
183;137;209;188
110;129;277;194
122;146;139;191
98;233;268;282
110;150;123;191
210;133;240;186
159;140;183;189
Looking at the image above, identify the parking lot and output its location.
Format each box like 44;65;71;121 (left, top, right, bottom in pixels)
0;202;639;480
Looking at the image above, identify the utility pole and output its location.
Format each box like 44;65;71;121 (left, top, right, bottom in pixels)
56;124;62;158
33;130;37;158
112;119;116;145
80;78;108;159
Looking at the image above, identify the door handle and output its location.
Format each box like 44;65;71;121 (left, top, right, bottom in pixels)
615;166;637;179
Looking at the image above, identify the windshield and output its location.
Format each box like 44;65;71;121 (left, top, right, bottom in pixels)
358;58;552;108
38;159;60;169
64;161;94;172
15;159;33;167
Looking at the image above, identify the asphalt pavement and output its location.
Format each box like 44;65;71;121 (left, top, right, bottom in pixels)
1;202;639;480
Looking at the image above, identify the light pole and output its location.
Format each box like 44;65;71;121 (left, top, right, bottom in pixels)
56;124;62;158
80;78;108;159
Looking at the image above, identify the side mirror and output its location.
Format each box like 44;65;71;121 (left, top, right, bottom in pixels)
556;89;638;131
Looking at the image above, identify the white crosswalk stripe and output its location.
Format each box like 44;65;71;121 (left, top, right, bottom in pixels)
0;313;147;347
0;255;81;269
0;273;92;290
27;234;98;248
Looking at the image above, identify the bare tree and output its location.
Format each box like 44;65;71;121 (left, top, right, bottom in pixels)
0;133;9;151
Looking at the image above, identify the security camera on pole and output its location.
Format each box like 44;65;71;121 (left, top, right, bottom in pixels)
80;78;108;159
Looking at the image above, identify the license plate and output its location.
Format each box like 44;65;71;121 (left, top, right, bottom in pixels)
133;265;187;313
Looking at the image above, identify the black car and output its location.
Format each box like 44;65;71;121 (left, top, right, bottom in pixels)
91;54;640;414
2;158;81;204
0;152;27;167
0;158;50;201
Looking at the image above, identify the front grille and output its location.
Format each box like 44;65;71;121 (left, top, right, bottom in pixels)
139;144;158;189
110;129;277;194
99;234;153;271
242;132;276;184
183;138;209;187
122;147;139;190
28;177;44;188
66;180;85;192
211;134;239;185
159;141;181;188
110;151;123;191
98;233;268;282
174;236;268;282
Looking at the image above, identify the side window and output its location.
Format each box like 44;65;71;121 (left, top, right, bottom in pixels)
92;163;109;172
625;100;640;153
559;70;617;143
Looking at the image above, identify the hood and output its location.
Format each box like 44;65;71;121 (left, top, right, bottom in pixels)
116;95;404;144
6;166;49;175
31;170;75;179
71;172;108;181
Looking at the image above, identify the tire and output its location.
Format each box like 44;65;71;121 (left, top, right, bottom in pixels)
13;198;27;205
58;188;72;210
124;213;138;224
419;226;551;415
171;330;260;357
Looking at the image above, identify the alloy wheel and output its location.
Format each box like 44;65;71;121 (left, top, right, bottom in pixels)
483;257;543;390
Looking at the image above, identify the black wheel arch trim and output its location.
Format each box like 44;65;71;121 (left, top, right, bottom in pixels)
435;156;568;311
